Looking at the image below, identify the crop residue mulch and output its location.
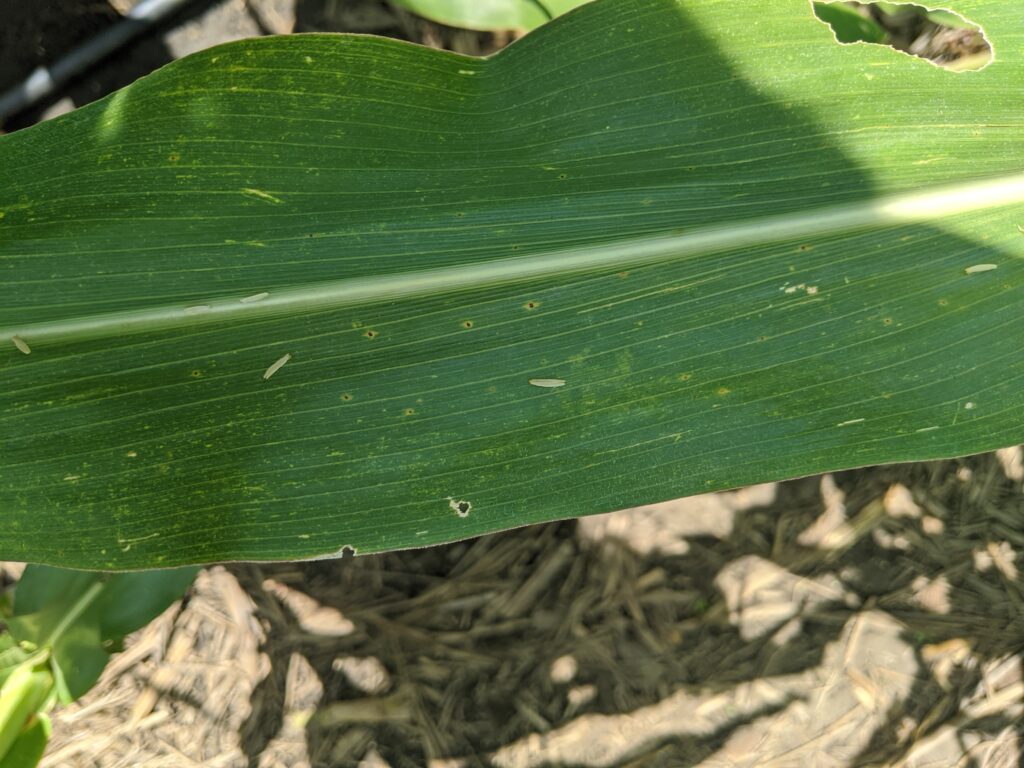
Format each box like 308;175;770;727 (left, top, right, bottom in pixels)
29;449;1024;767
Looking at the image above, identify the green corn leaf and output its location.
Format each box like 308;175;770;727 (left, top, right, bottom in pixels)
0;0;1021;570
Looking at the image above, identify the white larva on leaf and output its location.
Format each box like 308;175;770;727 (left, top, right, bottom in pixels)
263;352;292;380
240;292;270;304
11;335;30;355
529;378;566;388
964;264;998;274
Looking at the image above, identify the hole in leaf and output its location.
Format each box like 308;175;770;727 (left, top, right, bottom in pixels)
813;2;992;71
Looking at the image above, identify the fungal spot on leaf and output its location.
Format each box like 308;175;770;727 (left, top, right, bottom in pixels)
813;2;992;71
340;393;353;402
882;317;893;326
403;408;416;416
717;387;732;396
448;498;472;518
190;369;203;378
524;301;539;310
364;329;378;339
462;320;474;329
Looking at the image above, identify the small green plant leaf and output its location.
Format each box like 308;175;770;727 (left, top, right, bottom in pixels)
813;2;888;44
6;568;197;701
0;712;50;768
389;0;591;31
0;639;29;691
0;659;52;764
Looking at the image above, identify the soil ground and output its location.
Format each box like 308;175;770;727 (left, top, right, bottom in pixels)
0;2;1021;766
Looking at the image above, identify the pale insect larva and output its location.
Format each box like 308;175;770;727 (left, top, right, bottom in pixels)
263;352;292;380
11;335;30;355
529;378;566;388
240;292;270;304
964;264;998;274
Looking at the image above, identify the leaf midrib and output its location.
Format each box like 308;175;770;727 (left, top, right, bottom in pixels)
5;171;1024;348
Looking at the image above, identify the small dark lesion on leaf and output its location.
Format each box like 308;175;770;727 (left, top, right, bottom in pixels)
448;497;472;518
364;329;378;339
